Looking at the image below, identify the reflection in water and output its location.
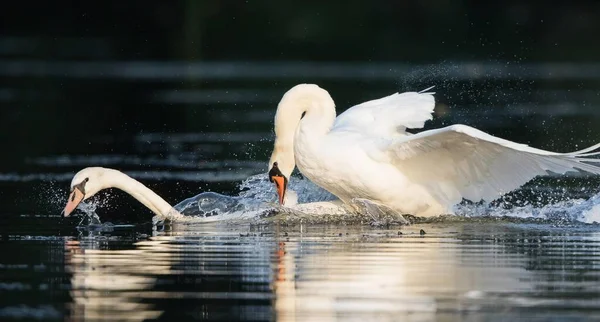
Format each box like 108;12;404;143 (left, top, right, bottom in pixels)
64;226;276;321
65;239;163;321
57;223;600;321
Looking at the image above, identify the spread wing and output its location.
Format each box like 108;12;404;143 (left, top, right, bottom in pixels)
382;124;600;205
331;87;436;138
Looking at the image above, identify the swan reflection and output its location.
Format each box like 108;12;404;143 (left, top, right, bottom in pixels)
63;224;600;321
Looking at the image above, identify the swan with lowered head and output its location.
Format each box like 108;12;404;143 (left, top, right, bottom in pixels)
267;84;600;217
62;167;347;218
62;167;177;217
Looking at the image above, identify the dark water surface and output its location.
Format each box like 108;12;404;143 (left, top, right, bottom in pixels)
2;60;600;321
2;222;600;321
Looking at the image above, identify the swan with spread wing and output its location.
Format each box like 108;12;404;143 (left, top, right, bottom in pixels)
267;84;600;217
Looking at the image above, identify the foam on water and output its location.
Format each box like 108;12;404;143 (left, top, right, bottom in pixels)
453;193;600;224
152;173;349;226
78;174;600;225
66;171;600;227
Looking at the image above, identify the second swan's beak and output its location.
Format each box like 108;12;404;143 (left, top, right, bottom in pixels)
63;187;84;217
269;162;288;205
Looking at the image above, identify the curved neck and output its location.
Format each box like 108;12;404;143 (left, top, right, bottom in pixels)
104;169;174;217
269;84;337;178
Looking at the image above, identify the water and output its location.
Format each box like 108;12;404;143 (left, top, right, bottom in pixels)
2;60;600;321
2;223;600;321
4;157;600;321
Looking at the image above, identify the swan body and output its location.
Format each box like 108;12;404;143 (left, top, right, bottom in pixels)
268;84;600;217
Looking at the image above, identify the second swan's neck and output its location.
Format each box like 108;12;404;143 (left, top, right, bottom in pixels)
105;169;175;217
270;84;337;177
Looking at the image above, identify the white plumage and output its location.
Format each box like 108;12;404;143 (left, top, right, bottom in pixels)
268;84;600;217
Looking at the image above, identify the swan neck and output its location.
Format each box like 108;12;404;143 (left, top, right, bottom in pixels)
294;90;337;145
107;170;174;217
297;102;336;136
270;84;336;178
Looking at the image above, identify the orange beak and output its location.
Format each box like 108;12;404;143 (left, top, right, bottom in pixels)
268;162;288;205
63;188;85;217
271;175;287;205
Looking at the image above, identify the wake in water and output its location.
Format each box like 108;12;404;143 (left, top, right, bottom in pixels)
453;193;600;225
70;171;600;227
140;173;409;226
162;173;600;226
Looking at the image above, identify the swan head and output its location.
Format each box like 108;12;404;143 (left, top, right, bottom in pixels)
62;167;109;216
268;161;290;205
268;135;295;205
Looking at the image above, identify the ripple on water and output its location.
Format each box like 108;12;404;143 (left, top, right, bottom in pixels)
3;219;600;320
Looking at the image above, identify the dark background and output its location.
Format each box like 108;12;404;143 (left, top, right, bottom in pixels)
3;1;600;163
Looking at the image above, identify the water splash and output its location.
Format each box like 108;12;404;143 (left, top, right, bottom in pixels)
237;172;336;203
154;173;339;225
39;180;70;214
37;180;105;227
451;193;600;225
146;173;395;226
179;173;600;226
74;201;102;226
68;170;600;227
59;191;113;227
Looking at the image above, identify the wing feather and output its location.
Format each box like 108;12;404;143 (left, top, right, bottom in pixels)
385;124;600;205
331;88;436;137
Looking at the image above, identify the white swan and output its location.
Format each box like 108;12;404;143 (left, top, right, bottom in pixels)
62;167;177;217
267;84;600;217
62;167;349;219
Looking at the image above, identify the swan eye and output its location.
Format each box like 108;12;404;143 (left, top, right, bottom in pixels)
84;178;89;182
301;111;306;119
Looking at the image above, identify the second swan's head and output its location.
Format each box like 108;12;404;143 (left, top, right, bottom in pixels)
267;84;334;205
62;167;110;216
